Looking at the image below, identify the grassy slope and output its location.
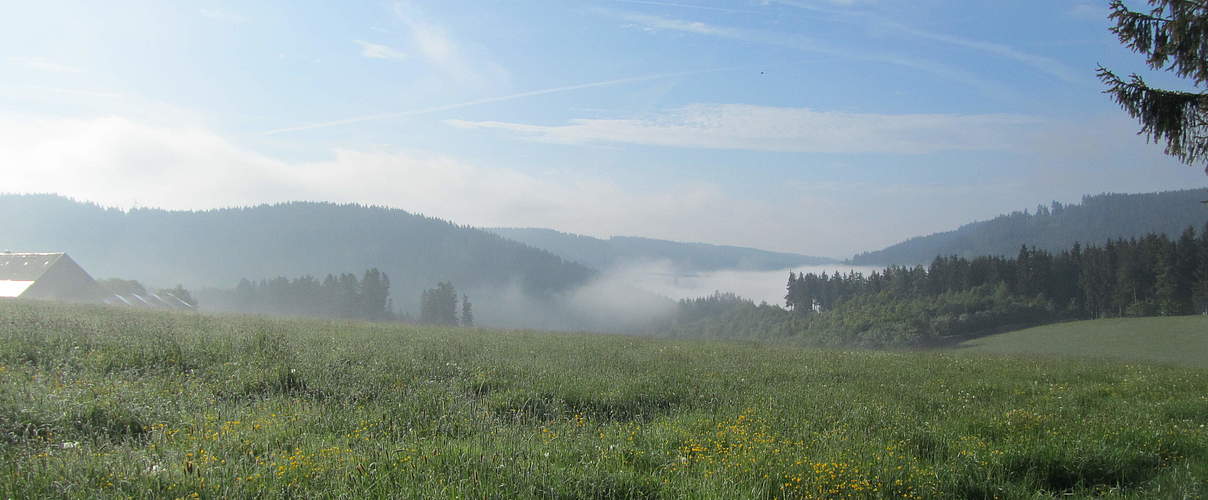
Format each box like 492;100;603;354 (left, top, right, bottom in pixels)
1;299;1206;498
957;316;1208;369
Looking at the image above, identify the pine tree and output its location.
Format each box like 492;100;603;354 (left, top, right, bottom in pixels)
1195;223;1208;314
461;294;474;327
1098;0;1208;172
420;282;458;325
785;271;798;310
360;268;391;320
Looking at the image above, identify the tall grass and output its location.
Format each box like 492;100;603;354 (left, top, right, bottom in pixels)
0;299;1204;498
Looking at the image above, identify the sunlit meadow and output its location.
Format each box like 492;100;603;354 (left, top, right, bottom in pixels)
0;300;1205;498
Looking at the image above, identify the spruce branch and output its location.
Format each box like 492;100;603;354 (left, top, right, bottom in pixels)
1099;65;1208;172
1109;0;1208;83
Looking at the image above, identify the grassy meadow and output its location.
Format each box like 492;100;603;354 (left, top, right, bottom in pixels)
1;299;1206;498
958;316;1208;369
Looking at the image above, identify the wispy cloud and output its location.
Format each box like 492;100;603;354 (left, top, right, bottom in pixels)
263;67;741;135
355;40;407;60
391;1;506;88
880;22;1086;84
9;57;84;74
767;2;1085;84
447;104;1041;154
616;12;1011;96
199;8;247;23
20;86;122;99
620;12;740;36
763;0;869;15
609;0;761;14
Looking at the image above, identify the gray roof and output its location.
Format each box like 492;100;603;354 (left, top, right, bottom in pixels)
0;253;65;281
103;291;195;310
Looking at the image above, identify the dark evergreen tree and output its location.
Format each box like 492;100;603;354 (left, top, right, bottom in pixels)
336;273;360;318
203;269;395;320
420;282;458;325
235;278;255;305
1195;223;1208;313
360;268;390;320
461;294;474;327
1099;0;1208;172
785;271;798;310
1173;227;1200;312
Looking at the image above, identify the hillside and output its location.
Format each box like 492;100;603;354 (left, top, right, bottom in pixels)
488;227;835;272
0;194;594;302
852;188;1208;265
957;316;1208;369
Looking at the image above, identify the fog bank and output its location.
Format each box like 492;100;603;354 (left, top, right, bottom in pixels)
467;261;887;332
618;261;887;306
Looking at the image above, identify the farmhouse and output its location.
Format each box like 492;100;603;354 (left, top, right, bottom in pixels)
0;252;109;302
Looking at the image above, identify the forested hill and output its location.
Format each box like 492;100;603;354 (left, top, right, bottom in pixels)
0;194;594;298
852;188;1208;265
487;227;835;272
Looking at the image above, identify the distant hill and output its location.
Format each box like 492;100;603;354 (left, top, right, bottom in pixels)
487;227;835;272
0;194;594;302
852;188;1208;265
957;316;1208;369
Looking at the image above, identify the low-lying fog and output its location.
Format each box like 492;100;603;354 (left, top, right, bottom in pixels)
467;260;886;333
616;261;886;306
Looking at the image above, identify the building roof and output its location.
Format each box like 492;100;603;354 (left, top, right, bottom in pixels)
0;251;190;308
0;253;67;298
0;252;108;302
0;280;35;297
103;291;195;310
0;252;64;281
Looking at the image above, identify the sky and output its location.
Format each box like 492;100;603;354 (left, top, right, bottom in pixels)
2;0;1206;258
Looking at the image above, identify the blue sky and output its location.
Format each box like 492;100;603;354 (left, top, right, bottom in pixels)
2;0;1205;257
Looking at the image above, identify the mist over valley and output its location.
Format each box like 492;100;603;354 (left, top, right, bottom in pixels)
4;1;1208;496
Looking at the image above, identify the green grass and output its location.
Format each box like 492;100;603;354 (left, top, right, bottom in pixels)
1;299;1206;498
957;316;1208;369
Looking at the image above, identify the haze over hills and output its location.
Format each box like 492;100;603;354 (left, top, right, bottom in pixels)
0;194;593;301
0;194;680;331
487;227;835;272
851;188;1208;265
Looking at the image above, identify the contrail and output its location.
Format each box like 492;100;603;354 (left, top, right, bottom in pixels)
608;0;762;14
263;67;744;135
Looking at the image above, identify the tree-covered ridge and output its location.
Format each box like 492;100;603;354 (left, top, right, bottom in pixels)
800;227;1208;318
0;194;595;300
672;224;1208;347
488;227;835;271
852;188;1208;265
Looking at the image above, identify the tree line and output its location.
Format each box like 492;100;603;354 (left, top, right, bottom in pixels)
669;224;1208;348
419;281;473;327
212;269;395;320
792;224;1208;318
851;189;1208;266
198;269;476;325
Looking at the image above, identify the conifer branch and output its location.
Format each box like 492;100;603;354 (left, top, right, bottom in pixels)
1108;0;1208;83
1099;66;1208;172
